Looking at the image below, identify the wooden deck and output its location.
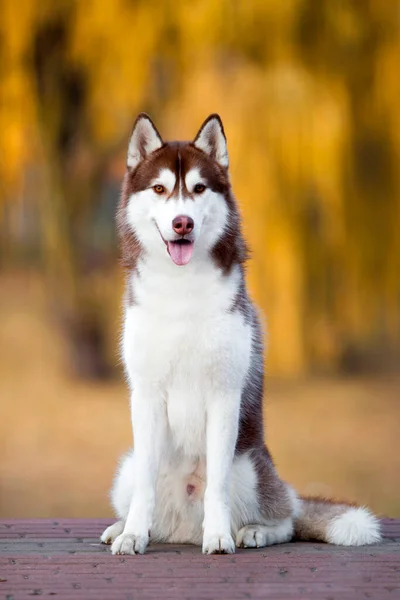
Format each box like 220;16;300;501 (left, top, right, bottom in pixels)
0;518;399;599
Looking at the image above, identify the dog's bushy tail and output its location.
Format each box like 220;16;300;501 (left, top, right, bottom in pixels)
293;497;381;546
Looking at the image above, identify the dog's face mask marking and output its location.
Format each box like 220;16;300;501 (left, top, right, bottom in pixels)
121;114;232;267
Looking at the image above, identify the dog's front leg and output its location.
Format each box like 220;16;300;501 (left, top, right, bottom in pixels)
202;391;240;554
111;386;165;555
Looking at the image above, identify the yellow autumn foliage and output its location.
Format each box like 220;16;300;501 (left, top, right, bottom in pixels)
0;0;399;376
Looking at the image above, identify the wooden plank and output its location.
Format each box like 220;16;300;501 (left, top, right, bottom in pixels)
0;519;399;599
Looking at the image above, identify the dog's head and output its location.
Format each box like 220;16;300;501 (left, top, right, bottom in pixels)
118;114;246;271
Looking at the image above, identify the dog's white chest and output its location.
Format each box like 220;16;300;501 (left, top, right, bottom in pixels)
166;384;206;457
124;304;215;456
122;263;250;456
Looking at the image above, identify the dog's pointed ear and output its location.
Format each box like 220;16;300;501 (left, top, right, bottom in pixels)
127;113;163;169
193;114;229;168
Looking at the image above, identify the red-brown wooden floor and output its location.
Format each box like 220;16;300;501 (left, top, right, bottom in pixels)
0;518;399;599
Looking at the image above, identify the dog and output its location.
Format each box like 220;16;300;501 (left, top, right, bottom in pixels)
101;113;381;554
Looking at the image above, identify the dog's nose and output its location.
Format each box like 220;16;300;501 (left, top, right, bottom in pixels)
172;215;194;236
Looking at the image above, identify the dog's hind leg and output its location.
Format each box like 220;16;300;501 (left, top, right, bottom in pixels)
231;447;298;549
236;520;293;548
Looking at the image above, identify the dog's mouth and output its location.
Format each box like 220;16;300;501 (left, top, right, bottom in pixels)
155;222;194;266
166;239;194;266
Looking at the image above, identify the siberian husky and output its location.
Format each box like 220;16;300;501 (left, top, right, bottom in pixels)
101;114;381;555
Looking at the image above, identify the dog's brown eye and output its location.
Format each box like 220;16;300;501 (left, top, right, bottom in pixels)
194;184;206;194
153;184;165;194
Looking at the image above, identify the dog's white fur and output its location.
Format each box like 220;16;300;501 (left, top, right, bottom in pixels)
326;507;382;546
101;114;381;555
114;121;250;555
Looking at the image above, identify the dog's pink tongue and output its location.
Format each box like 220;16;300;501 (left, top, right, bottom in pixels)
167;241;194;266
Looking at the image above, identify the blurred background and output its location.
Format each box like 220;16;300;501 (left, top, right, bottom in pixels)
0;1;399;519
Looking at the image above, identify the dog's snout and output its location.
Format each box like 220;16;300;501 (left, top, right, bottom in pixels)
172;215;194;236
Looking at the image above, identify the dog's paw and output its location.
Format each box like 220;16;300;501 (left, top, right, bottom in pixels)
202;532;235;555
236;521;293;548
100;521;124;545
111;532;149;555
